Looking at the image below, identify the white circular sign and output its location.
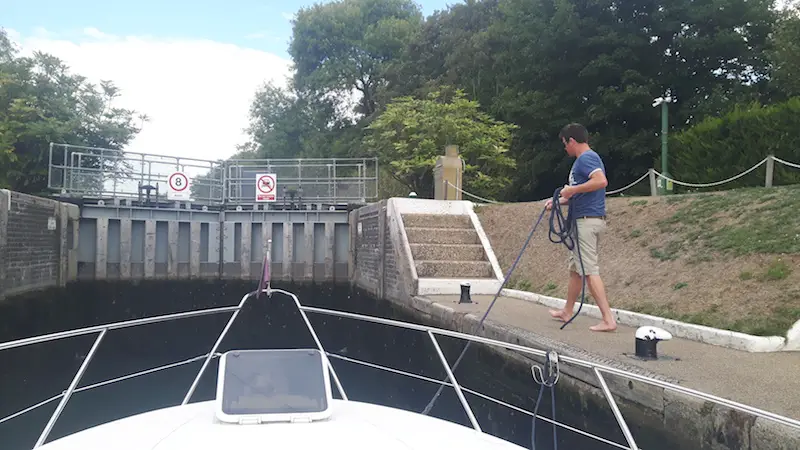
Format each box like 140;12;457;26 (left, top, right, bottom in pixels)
169;172;189;192
257;175;276;194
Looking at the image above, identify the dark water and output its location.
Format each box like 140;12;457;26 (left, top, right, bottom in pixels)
0;281;661;450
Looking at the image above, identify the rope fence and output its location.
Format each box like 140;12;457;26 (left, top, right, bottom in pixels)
444;155;800;205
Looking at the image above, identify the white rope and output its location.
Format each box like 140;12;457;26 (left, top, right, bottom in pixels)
652;157;768;188
606;171;650;195
445;181;504;204
773;156;800;170
446;155;800;205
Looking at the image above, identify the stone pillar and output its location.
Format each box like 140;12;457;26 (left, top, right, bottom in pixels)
433;145;464;200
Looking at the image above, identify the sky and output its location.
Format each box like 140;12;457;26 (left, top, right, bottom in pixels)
1;0;455;167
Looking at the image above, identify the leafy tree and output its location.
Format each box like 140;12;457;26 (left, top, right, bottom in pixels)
769;5;800;98
0;28;145;195
484;0;779;199
245;80;331;159
379;0;502;108
241;0;785;201
289;0;424;119
363;88;517;199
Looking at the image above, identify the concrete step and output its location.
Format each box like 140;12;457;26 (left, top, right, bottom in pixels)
415;260;495;278
404;227;480;245
402;214;473;229
410;243;486;262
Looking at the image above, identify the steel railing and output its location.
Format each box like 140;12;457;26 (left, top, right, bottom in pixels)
2;288;799;450
47;143;378;205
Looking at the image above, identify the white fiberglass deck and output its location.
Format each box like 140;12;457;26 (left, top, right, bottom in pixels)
37;399;524;450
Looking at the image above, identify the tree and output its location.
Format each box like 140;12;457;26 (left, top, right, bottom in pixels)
363;88;517;199
481;0;778;199
0;28;145;195
769;5;800;98
289;0;423;119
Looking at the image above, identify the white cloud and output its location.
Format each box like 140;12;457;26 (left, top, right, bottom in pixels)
10;27;292;169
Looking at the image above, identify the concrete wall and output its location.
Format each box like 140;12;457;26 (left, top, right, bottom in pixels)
75;216;350;282
350;198;505;297
349;199;415;302
0;190;79;300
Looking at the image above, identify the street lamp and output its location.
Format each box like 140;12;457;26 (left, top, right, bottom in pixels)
653;95;674;195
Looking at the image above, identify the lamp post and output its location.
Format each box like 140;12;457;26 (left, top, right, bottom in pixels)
652;96;674;195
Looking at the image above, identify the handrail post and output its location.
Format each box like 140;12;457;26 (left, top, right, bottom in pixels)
427;331;482;432
284;289;348;401
593;368;639;450
182;295;250;405
35;329;108;448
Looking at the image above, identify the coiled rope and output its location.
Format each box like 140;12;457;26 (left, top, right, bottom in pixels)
546;187;588;330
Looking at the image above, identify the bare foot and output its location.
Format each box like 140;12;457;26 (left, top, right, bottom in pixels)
589;322;617;332
549;309;572;322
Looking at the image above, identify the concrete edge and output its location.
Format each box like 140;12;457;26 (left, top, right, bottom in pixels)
391;197;472;215
418;278;502;296
386;199;419;283
465;201;505;281
501;288;794;353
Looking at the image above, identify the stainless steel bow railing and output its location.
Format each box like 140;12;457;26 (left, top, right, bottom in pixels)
2;289;799;450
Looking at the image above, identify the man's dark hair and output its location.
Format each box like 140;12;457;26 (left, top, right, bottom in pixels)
559;123;589;144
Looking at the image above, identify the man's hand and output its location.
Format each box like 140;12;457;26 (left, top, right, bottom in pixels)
545;198;553;210
560;185;576;200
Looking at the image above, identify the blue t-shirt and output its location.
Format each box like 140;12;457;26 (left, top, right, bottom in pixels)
568;149;606;217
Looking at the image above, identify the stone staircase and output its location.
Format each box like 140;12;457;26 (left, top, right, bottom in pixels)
401;213;495;279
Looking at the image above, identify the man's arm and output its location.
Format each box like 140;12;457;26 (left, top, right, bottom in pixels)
570;169;608;194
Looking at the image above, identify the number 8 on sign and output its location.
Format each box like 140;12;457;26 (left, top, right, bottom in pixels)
167;171;191;201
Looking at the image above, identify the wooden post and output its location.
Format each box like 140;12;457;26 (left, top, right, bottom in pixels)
648;169;658;196
765;155;774;188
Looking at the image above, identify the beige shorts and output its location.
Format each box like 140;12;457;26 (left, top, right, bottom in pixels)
567;218;606;276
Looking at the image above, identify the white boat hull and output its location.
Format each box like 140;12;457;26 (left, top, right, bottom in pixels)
38;399;527;449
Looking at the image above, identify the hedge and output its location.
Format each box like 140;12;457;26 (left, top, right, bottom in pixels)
669;97;800;190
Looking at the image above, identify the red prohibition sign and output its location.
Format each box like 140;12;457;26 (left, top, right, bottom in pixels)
257;175;275;194
169;172;188;192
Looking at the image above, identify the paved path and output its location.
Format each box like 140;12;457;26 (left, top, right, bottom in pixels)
422;294;800;420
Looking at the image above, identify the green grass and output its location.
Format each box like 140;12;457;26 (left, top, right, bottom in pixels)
630;301;800;337
650;240;682;261
506;276;532;291
652;185;800;259
758;259;792;281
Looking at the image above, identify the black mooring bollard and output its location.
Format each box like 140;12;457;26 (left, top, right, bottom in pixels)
459;282;472;304
634;326;673;360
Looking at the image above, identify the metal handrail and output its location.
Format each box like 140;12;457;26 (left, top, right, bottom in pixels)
2;291;800;450
299;306;800;431
48;143;379;205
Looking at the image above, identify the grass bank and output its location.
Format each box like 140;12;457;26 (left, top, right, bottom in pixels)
475;184;800;337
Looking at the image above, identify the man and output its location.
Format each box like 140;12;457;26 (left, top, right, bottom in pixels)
545;123;617;332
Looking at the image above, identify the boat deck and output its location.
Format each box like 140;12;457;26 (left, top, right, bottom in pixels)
421;293;800;420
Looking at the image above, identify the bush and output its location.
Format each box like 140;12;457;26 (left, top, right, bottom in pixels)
669;97;800;190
